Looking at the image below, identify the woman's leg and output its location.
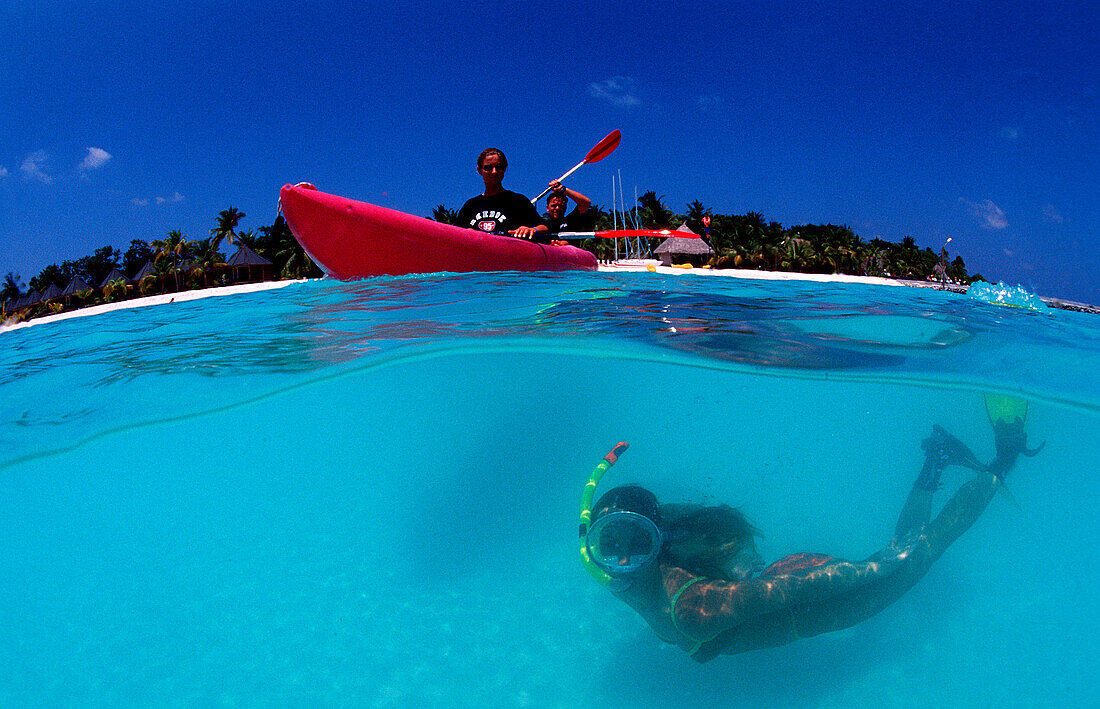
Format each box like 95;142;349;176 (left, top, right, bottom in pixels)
920;470;999;559
895;425;989;540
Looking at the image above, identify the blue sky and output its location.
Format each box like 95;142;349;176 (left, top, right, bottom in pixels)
2;1;1096;302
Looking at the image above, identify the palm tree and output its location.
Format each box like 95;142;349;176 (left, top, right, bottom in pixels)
586;203;614;230
750;240;776;270
257;215;311;278
685;200;710;233
783;236;816;272
234;229;258;249
139;272;160;296
211;207;246;252
152;229;194;291
432;204;458;225
637;190;672;227
103;277;130;302
276;242;313;279
267;216;313;278
190;236;227;287
1;272;23;301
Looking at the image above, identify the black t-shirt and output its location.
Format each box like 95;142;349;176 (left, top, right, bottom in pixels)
456;190;544;234
545;207;595;234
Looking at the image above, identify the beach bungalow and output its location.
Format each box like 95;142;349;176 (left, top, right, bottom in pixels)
3;290;41;319
225;244;273;283
130;259;157;285
131;261;157;283
99;268;127;289
169;260;198;289
15;289;41;311
131;261;161;295
61;276;91;297
61;276;92;306
40;283;64;302
655;224;716;267
99;268;130;301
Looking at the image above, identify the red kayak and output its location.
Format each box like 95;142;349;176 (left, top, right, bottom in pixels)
279;184;597;279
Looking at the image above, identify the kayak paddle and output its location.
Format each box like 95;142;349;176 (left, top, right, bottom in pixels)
553;228;699;240
531;130;622;204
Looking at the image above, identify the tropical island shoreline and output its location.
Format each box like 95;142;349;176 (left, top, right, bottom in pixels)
0;280;302;334
4;262;1096;335
11;191;1095;327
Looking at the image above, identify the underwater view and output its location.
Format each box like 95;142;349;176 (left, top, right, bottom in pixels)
2;271;1098;707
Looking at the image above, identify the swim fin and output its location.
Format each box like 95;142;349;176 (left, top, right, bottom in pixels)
985;393;1027;428
916;424;987;490
984;394;1045;479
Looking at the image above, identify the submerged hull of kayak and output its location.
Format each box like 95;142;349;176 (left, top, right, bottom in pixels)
279;184;597;280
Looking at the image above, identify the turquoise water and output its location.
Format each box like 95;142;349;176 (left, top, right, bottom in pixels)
2;272;1098;707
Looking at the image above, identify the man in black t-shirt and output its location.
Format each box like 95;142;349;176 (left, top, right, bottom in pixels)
456;148;547;240
543;180;595;238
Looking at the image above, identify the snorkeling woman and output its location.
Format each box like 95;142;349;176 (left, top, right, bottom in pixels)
579;396;1041;661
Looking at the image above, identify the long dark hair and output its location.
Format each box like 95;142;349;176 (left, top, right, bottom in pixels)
662;504;762;579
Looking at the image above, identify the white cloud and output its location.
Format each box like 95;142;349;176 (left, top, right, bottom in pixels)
1001;126;1020;140
588;76;640;107
1043;204;1064;223
0;166;8;178
79;147;112;171
134;192;184;206
21;151;52;183
960;198;1008;229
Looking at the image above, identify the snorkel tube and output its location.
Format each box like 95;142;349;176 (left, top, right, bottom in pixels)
579;442;630;587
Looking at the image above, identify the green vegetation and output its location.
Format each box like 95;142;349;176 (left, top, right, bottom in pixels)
593;193;975;282
435;190;980;283
2;209;322;324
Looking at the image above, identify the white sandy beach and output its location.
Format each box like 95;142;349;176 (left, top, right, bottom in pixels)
1;279;305;334
13;263;1057;336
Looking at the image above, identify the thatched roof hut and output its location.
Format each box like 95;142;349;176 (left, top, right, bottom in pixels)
41;283;63;301
654;223;716;265
99;268;128;288
61;276;91;298
131;261;157;282
14;289;41;310
226;245;273;282
226;244;272;267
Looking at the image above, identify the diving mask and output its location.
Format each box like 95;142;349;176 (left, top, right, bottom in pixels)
586;510;662;577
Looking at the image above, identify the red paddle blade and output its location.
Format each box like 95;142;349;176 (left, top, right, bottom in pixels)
593;228;696;239
584;130;621;163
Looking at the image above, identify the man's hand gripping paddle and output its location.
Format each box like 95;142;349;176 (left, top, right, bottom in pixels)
532;130;621;204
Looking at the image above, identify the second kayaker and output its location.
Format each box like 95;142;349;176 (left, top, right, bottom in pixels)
456;148;548;240
542;181;594;245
